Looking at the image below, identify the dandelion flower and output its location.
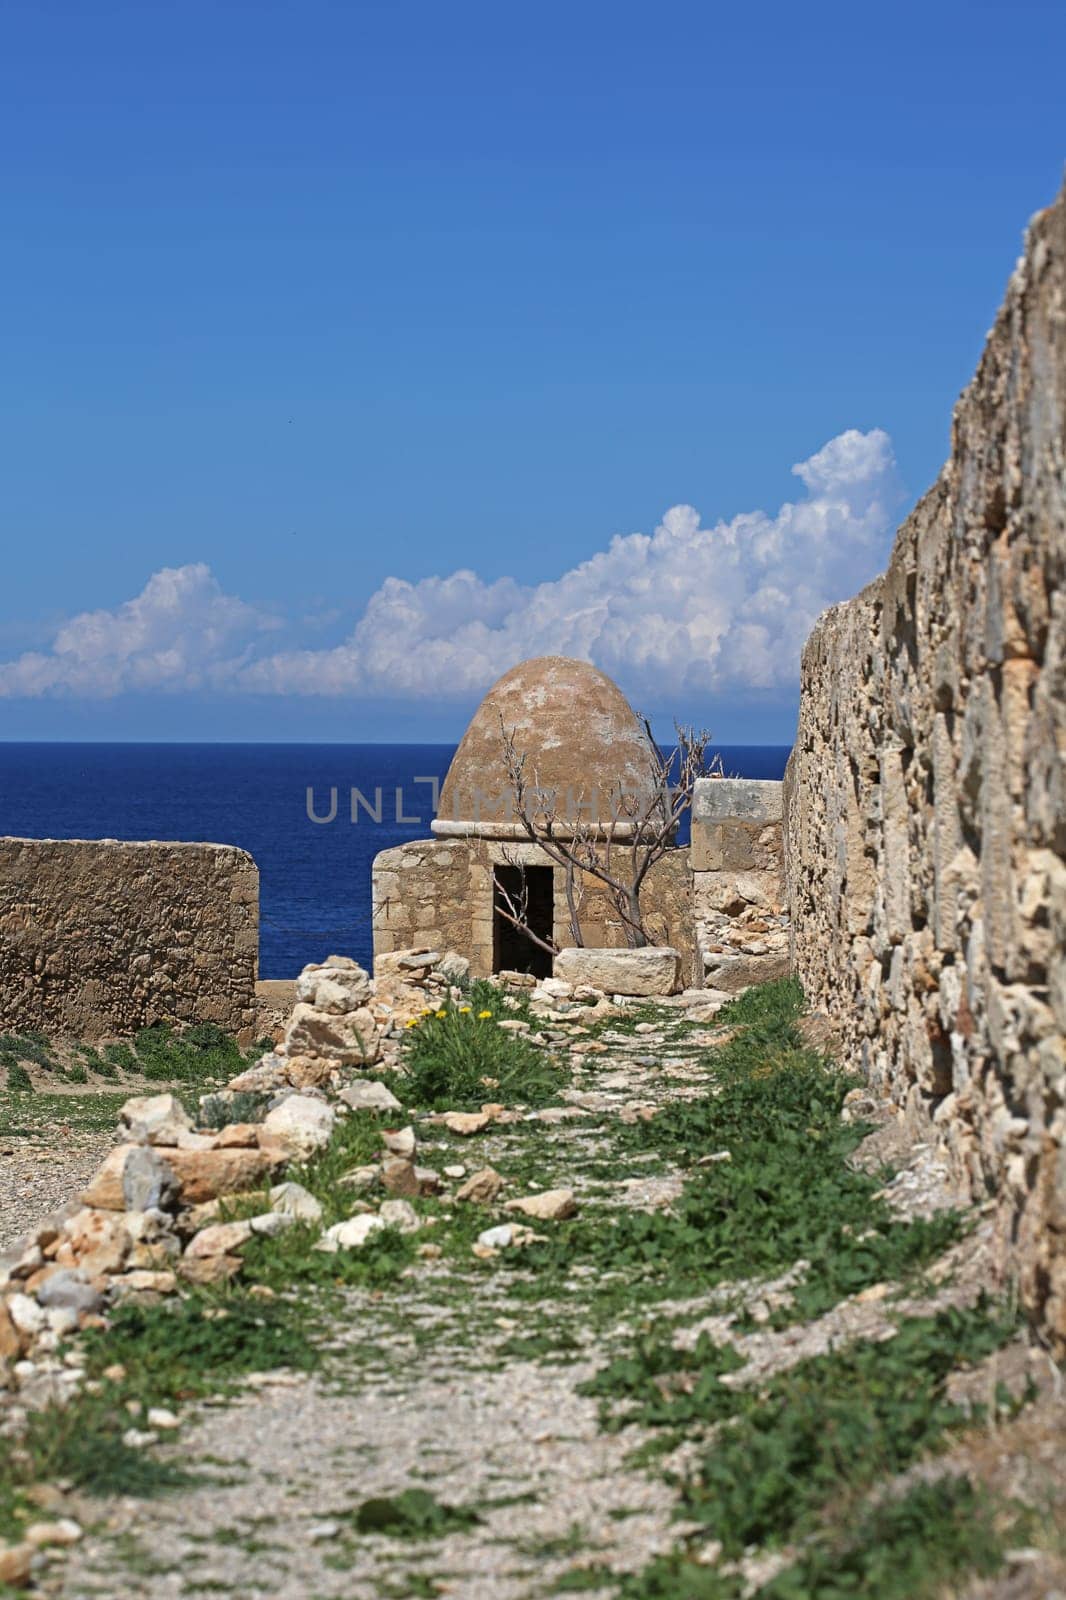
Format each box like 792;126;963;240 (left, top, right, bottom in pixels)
459;1006;472;1015
477;1009;493;1020
436;1009;447;1018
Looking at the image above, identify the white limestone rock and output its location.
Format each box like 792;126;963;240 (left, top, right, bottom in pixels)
295;959;373;1014
553;946;682;996
261;1094;335;1159
269;1181;323;1223
283;1003;383;1066
339;1080;402;1113
118;1094;192;1147
504;1188;577;1221
317;1215;385;1252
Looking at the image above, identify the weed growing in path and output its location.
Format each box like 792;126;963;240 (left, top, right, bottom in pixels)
351;1488;481;1538
675;1299;1019;1553
616;1475;1016;1600
82;1294;320;1404
401;1000;564;1110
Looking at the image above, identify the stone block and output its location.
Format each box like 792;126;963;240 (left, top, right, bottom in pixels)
554;946;682;996
692;778;783;826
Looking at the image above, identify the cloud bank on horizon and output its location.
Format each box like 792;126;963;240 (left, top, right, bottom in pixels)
0;429;902;707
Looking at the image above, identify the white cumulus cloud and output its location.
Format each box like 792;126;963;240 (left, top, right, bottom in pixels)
238;426;901;701
0;564;278;698
0;428;902;705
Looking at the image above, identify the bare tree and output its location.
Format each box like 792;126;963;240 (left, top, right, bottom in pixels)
490;858;581;959
495;715;719;952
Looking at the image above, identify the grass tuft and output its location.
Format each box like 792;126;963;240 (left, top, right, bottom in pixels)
400;995;564;1110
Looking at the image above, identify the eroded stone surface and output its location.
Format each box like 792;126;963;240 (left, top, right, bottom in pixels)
554;947;682;996
0;838;257;1039
784;181;1066;1356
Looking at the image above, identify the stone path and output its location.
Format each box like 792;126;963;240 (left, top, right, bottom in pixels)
25;1003;1064;1600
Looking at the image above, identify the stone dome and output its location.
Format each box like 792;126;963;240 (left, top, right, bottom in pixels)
434;656;661;832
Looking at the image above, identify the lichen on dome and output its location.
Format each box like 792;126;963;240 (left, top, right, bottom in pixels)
434;656;661;832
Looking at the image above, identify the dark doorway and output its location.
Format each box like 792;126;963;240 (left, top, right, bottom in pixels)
493;865;554;978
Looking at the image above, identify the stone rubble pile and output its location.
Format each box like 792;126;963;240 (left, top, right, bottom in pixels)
698;900;791;995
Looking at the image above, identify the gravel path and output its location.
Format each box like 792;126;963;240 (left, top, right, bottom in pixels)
0;1128;116;1253
60;1347;679;1599
20;1004;1059;1600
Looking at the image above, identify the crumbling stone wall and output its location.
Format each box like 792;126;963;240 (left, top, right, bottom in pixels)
784;185;1066;1352
0;838;258;1040
692;778;789;992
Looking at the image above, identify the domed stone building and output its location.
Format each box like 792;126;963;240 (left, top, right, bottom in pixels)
371;656;698;982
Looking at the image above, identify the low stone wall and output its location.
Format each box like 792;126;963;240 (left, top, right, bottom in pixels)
0;838;259;1040
784;185;1066;1352
691;778;789;992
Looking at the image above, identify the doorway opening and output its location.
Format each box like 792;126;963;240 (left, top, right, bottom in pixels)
492;865;554;978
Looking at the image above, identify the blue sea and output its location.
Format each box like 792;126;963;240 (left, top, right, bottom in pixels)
0;744;791;978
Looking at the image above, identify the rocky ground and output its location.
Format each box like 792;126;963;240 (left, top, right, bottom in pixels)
0;1126;117;1257
2;962;1064;1600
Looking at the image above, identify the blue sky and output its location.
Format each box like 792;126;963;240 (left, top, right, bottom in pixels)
2;0;1064;742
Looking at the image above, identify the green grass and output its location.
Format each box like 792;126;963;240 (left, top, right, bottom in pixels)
0;1023;268;1138
0;1290;324;1541
8;1394;198;1500
674;1300;1019;1555
0;1031;56;1071
0;1023;257;1090
584;1297;1022;1599
581;1331;745;1431
3;1059;33;1093
754;1475;1014;1600
473;979;963;1330
616;1476;1015;1600
81;1293;321;1404
400;995;566;1110
0;1087;129;1137
225;1110;421;1293
131;1022;257;1087
351;1488;481;1538
199;1089;269;1128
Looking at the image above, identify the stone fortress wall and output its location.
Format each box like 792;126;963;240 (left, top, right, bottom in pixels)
0;838;259;1040
784;185;1066;1352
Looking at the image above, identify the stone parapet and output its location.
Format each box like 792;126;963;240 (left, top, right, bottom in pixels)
0;837;258;1040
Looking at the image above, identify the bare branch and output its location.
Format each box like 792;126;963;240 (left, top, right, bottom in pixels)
494;712;716;951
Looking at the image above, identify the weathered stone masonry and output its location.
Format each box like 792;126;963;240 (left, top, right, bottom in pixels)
692;778;789;994
785;185;1066;1352
0;838;258;1040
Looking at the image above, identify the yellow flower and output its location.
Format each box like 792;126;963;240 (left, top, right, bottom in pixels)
459;1006;472;1014
477;1009;493;1020
435;1008;447;1018
404;1018;419;1029
421;1008;433;1016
